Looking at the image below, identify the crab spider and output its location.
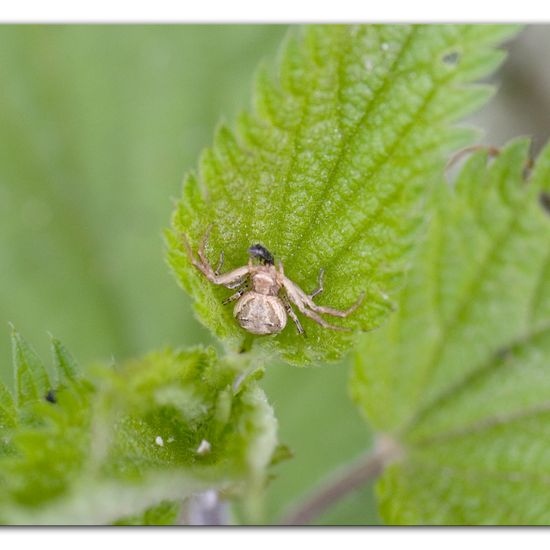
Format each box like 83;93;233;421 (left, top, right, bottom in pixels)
181;228;364;336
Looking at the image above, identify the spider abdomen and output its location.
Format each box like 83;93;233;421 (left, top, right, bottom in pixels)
234;292;287;335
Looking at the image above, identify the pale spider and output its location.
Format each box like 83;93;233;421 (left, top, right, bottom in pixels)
182;228;364;336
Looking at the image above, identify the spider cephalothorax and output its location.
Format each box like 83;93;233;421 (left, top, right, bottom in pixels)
182;228;364;336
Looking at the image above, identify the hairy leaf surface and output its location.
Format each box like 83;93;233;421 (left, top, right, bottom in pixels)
352;140;550;524
0;332;277;524
167;24;519;364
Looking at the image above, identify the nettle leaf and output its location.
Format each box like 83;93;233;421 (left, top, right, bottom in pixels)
98;348;277;489
51;337;80;385
11;325;51;408
0;331;93;515
0;333;277;524
113;500;181;526
167;24;519;365
0;381;16;457
351;139;550;525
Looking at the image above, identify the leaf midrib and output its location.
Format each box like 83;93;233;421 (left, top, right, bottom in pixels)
408;191;532;418
285;25;418;263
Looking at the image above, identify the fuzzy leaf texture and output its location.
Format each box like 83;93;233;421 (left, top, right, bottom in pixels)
0;331;277;524
167;24;519;365
113;500;181;526
352;139;550;524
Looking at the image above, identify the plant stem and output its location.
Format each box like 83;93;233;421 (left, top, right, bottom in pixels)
279;434;402;525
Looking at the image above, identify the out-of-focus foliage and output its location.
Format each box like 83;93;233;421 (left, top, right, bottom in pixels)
0;330;277;525
113;500;181;526
167;25;519;365
0;24;374;525
261;358;377;524
0;25;286;366
352;140;550;524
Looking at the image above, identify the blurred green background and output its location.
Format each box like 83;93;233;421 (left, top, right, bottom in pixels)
0;24;546;524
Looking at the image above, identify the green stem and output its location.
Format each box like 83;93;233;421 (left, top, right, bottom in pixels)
239;333;255;354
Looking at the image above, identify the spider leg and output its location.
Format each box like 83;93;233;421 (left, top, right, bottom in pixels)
281;293;305;336
309;268;324;299
284;275;364;318
215;250;225;276
181;230;250;288
296;301;350;332
182;227;215;274
311;291;365;318
197;223;213;266
284;282;351;332
222;283;248;305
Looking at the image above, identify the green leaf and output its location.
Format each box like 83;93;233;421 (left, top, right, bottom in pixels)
0;335;277;525
167;24;520;365
0;381;16;431
351;139;550;524
50;336;80;385
7;475;217;525
98;348;277;487
10;327;51;408
112;500;181;525
0;381;16;458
